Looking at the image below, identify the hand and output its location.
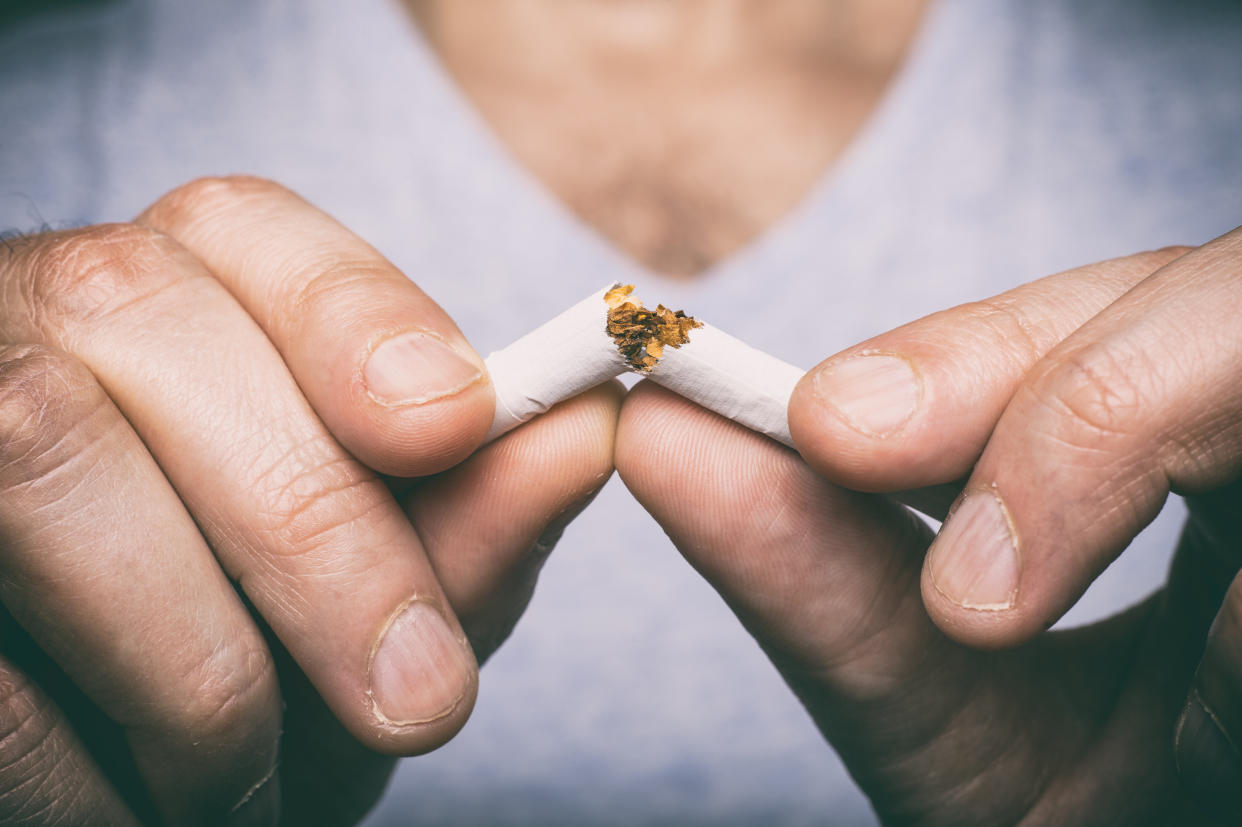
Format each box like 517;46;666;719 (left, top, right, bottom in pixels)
617;229;1242;825
0;177;619;826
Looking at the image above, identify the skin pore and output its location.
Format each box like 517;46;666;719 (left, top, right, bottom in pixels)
406;0;928;277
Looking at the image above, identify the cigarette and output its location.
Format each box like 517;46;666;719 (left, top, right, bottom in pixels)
482;284;804;447
482;285;629;443
646;322;804;448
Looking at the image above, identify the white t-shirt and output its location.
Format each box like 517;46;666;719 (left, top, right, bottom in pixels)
3;0;1241;824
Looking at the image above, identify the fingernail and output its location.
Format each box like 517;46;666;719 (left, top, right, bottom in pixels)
811;353;921;437
225;764;280;827
364;332;482;406
369;600;475;726
1175;691;1242;816
927;489;1020;610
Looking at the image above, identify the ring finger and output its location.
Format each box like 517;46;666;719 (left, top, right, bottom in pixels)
0;344;280;825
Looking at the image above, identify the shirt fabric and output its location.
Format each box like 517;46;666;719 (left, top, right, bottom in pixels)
3;1;1242;824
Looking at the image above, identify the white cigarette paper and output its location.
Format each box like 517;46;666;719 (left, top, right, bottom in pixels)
647;324;803;447
482;285;628;442
481;283;805;447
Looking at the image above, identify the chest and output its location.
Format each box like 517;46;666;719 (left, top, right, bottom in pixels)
447;61;895;277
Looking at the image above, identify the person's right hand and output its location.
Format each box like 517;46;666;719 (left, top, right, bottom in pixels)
0;176;620;826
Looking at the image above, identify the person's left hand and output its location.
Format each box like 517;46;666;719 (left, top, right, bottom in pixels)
616;227;1242;825
0;177;622;826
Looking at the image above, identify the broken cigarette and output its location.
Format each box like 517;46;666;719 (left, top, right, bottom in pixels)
482;285;630;443
482;284;804;447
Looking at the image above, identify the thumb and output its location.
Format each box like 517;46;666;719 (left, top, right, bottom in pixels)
616;382;1168;825
615;382;980;760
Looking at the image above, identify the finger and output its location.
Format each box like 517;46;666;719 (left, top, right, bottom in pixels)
920;228;1242;647
1177;566;1242;820
137;176;492;477
619;384;1217;824
613;383;1092;823
0;650;141;826
272;384;621;821
409;381;622;662
259;628;397;827
0;225;477;754
617;382;968;712
790;246;1191;492
617;384;1213;825
0;345;282;825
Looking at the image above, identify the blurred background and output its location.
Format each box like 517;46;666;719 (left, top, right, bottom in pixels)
3;0;1242;824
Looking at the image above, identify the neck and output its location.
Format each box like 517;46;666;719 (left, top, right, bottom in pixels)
404;0;928;277
409;0;923;80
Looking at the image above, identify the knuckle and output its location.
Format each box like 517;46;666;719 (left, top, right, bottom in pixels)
145;175;286;230
178;632;279;749
0;669;70;807
286;260;392;328
145;175;371;333
0;229;46;272
959;298;1051;367
21;223;189;328
0;345;107;479
249;433;391;557
1032;342;1153;439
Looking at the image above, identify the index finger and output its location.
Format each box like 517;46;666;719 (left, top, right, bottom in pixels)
789;246;1191;493
138;176;494;477
922;228;1242;647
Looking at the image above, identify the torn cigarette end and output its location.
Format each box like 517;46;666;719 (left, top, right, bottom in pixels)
602;285;802;447
481;283;630;444
604;284;701;372
482;282;804;448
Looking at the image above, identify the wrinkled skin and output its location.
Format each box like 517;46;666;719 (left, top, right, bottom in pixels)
619;233;1242;825
0;176;621;825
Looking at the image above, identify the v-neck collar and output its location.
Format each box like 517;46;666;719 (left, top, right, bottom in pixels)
396;0;950;302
